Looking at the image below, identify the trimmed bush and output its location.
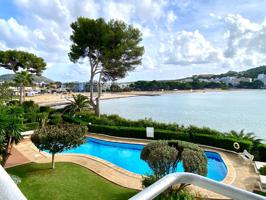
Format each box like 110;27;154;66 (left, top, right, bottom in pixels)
90;124;252;152
90;124;189;140
24;122;39;130
256;144;266;161
190;134;253;152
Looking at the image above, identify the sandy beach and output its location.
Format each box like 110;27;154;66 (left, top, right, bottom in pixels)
26;89;230;106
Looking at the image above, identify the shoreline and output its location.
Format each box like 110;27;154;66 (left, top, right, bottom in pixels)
26;88;244;107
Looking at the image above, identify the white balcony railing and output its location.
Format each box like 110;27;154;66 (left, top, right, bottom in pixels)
129;172;266;200
0;165;27;200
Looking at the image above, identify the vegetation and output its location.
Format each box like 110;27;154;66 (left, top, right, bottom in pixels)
14;71;33;103
240;65;266;79
63;112;253;151
64;94;91;116
7;162;137;200
141;140;207;197
0;50;46;104
0;74;52;83
31;124;87;168
0;106;24;166
0;50;46;74
69;17;144;116
0;82;13;103
237;80;264;89
259;166;266;175
130;80;228;91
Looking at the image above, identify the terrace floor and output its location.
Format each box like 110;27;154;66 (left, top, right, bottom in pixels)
6;134;260;200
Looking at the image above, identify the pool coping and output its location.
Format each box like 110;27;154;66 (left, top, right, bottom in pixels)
12;134;258;199
86;133;235;185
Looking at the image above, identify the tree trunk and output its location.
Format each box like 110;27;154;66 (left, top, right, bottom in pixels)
22;85;25;102
1;137;12;167
95;97;100;117
19;84;23;104
95;74;102;117
51;153;55;169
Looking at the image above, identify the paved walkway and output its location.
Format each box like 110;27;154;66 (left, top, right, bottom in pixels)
7;135;260;199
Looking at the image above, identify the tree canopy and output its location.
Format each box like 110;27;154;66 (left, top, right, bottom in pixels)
69;17;144;116
0;50;46;75
31;124;87;168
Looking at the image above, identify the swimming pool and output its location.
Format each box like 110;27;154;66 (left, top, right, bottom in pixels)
60;137;227;181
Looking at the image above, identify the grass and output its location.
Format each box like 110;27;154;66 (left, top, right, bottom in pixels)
7;162;137;200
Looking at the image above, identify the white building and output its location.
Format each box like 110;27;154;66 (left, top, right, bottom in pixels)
219;76;239;86
257;74;266;85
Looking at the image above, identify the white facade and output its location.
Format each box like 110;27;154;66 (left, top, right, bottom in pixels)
257;74;266;85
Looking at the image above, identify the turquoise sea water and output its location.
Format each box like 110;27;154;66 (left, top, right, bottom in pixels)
61;138;227;181
101;90;266;140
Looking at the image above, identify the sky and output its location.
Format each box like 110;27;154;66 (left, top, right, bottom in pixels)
0;0;266;82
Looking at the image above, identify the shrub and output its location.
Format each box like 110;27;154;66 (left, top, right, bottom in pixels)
23;111;37;123
49;113;62;125
190;134;252;152
146;144;177;177
22;100;39;113
185;125;222;136
40;106;51;113
7;100;20;106
142;175;158;188
259;166;266;175
24;122;39;130
256;144;266;161
90;124;189;140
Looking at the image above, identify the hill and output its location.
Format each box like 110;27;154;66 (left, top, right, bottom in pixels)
240;66;266;78
191;65;266;80
0;74;53;83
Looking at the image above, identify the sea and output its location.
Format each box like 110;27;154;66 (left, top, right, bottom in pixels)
101;90;266;140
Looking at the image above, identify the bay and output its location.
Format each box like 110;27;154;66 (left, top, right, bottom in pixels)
101;90;266;140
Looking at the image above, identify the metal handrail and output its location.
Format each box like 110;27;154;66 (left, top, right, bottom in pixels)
129;172;266;200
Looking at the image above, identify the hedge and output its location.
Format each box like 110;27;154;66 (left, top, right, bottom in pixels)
256;144;266;161
24;122;39;130
90;124;189;140
90;124;253;152
190;134;253;152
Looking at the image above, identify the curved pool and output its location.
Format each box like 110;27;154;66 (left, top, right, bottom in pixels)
60;137;228;181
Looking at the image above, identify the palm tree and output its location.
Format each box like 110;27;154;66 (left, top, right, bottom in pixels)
0;106;24;166
64;94;91;116
14;71;33;104
227;129;263;144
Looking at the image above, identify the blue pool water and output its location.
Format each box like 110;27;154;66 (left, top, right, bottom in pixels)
60;138;227;181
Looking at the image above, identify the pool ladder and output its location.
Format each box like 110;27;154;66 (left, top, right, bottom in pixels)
129;172;266;200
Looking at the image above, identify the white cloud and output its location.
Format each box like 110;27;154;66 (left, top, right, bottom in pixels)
160;30;223;65
167;10;178;24
141;56;158;69
222;14;266;68
103;1;133;23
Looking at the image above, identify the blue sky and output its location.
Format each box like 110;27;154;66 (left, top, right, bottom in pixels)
0;0;266;82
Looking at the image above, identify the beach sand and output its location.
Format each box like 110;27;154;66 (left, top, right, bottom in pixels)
26;89;230;106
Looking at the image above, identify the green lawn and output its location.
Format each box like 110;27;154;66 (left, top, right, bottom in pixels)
7;162;137;200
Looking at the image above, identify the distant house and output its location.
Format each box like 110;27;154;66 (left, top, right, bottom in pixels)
219;76;239;86
257;74;266;85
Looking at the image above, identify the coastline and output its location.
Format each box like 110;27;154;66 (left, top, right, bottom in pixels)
26;88;239;107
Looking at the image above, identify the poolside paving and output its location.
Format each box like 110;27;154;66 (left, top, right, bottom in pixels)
7;135;260;200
